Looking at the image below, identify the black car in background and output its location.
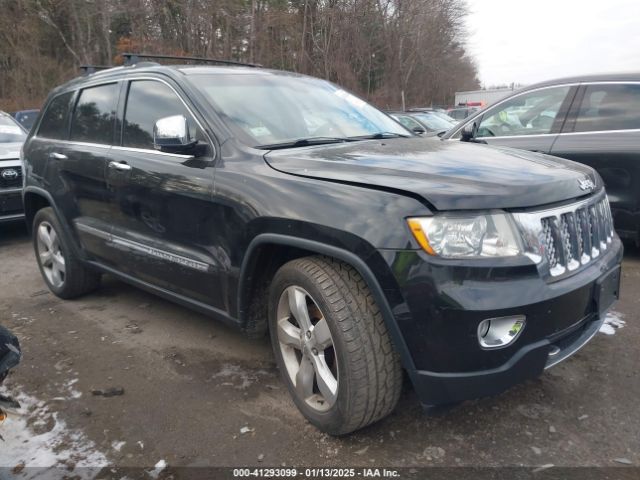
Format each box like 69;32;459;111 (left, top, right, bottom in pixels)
409;110;457;132
21;55;622;434
387;112;428;134
388;111;455;135
446;106;480;120
12;109;40;131
444;73;640;244
407;107;458;124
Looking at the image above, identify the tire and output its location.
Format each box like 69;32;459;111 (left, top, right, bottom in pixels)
33;207;101;299
268;255;402;435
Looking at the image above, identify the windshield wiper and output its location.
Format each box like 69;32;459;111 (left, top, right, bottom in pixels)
256;136;356;150
350;132;411;140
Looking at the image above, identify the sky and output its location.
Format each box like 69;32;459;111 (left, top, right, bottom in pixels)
464;0;640;87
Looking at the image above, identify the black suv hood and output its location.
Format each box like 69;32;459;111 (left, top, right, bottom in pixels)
264;138;601;211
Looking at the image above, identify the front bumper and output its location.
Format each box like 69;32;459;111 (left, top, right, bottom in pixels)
0;188;24;223
380;236;623;406
412;313;605;406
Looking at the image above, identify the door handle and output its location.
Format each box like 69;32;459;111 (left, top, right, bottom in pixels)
108;161;132;171
50;152;67;160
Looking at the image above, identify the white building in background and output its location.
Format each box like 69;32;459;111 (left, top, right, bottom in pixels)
454;86;520;107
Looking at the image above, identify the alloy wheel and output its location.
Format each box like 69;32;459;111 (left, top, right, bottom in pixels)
276;285;339;411
36;221;66;289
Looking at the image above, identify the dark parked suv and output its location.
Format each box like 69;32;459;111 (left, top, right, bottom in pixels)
444;73;640;245
22;55;622;434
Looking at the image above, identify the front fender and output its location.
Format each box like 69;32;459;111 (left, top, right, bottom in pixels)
238;233;417;374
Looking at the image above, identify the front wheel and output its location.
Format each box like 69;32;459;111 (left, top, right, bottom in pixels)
268;256;402;435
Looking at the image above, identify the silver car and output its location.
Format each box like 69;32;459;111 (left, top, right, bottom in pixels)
0;112;27;223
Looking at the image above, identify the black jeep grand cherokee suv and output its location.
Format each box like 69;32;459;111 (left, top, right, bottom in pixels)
22;57;622;435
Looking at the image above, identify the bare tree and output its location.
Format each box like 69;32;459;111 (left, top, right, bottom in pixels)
0;0;479;112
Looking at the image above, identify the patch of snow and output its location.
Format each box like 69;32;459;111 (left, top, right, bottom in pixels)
148;459;167;479
0;385;108;478
63;378;83;399
51;377;83;400
211;363;270;389
112;440;126;452
600;311;626;336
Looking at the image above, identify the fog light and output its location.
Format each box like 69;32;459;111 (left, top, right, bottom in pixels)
477;316;526;349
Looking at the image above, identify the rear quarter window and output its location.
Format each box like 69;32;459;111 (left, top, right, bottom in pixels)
37;92;74;140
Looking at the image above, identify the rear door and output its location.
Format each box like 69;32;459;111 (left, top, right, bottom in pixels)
105;78;221;306
61;82;122;262
550;82;640;239
454;85;577;153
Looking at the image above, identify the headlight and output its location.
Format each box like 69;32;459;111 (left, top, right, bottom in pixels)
407;212;524;258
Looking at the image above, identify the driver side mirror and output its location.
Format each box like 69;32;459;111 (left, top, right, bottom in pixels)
412;126;426;135
460;122;477;142
153;115;197;153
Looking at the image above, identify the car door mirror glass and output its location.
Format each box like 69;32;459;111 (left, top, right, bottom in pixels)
153;115;196;151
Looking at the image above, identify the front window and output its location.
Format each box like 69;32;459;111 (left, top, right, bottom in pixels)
189;73;408;147
476;86;570;138
122;80;203;150
0;115;27;143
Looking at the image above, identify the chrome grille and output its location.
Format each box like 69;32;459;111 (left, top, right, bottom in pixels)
541;218;558;268
539;195;614;277
0;166;23;189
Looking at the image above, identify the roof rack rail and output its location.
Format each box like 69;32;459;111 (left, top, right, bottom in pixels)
79;65;113;75
121;52;261;68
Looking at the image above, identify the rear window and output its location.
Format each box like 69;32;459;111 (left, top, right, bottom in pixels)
574;84;640;132
70;83;119;145
38;93;74;140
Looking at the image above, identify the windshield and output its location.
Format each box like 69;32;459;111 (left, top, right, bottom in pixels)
189;73;408;147
432;111;458;124
412;112;455;131
0;115;27;143
392;114;424;131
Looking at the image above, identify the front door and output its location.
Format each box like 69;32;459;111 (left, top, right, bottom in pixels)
105;78;223;307
468;85;576;154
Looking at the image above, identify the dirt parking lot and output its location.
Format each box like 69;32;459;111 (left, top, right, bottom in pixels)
0;221;638;476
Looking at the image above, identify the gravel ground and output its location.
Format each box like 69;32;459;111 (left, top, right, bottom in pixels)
0;221;638;476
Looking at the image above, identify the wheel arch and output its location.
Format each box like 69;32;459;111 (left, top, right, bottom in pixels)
23;187;84;258
238;233;416;372
23;188;52;231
